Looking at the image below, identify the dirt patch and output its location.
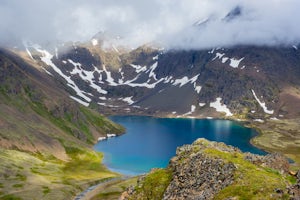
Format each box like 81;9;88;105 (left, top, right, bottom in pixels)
251;118;300;167
278;87;300;118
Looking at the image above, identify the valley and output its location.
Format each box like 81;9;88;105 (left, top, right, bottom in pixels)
21;42;300;167
1;1;300;199
0;41;300;199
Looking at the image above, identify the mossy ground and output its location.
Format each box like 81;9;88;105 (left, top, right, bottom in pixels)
204;148;294;199
250;118;300;169
127;168;172;200
0;148;119;200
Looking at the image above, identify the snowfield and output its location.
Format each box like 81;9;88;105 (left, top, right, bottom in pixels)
210;98;233;117
252;90;274;115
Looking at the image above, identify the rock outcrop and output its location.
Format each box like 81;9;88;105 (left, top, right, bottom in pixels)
124;138;296;200
163;140;236;200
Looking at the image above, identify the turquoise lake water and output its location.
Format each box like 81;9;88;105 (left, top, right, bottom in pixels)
94;116;266;175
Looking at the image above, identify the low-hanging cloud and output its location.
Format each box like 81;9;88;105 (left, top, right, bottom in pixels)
1;0;300;49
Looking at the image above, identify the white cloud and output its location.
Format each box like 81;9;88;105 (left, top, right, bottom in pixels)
0;0;300;49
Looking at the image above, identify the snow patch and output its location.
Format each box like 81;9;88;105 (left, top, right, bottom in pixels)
107;134;116;138
173;77;190;87
254;119;264;123
103;65;118;86
147;62;158;80
190;74;199;83
70;96;89;107
212;53;225;61
208;49;215;54
91;39;98;46
191;105;196;112
199;103;206;107
183;105;196;116
124;77;163;89
163;76;173;83
97;137;106;141
229;57;244;68
35;48;91;103
42;67;53;76
69;63;107;94
25;48;34;60
121;96;134;105
293;45;298;50
173;74;200;87
222;57;229;63
209;97;233;117
130;64;147;73
251;90;274;114
194;84;202;94
68;59;82;67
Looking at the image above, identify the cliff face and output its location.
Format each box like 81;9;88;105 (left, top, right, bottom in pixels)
124;138;298;200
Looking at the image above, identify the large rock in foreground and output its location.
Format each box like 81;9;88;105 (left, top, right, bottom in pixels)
164;139;237;200
124;138;297;200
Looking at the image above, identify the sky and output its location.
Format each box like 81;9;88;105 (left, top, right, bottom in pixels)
0;0;300;49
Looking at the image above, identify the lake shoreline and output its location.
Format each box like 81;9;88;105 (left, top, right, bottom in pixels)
96;115;266;175
85;114;300;199
103;113;299;168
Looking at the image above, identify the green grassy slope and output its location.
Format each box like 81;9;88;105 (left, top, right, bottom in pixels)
0;49;124;199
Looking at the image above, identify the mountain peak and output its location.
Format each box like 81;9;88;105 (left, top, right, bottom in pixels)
223;6;242;22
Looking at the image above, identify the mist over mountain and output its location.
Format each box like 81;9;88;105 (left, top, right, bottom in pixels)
1;0;300;49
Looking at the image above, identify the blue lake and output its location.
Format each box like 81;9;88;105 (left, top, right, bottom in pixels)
94;116;266;175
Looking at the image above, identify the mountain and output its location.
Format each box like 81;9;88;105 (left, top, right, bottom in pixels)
23;43;300;119
223;6;242;21
122;138;300;200
195;5;243;27
0;48;124;199
2;40;300;199
20;42;300;166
